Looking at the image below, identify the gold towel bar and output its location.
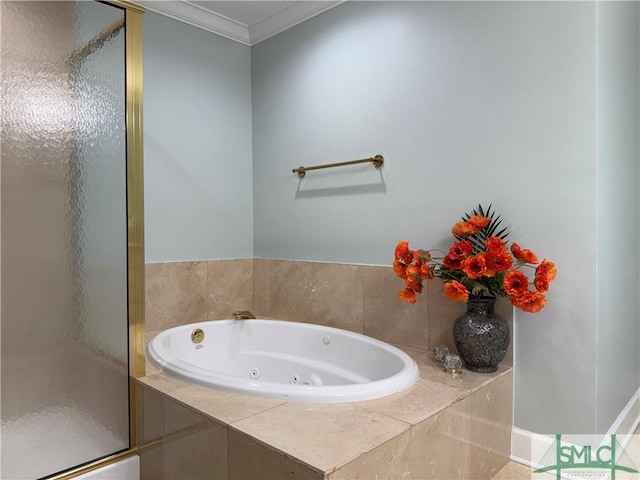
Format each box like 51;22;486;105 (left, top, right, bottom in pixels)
292;155;384;178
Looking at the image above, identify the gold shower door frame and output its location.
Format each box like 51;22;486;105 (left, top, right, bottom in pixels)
51;1;146;478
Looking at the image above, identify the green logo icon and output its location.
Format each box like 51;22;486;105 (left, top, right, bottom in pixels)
534;434;638;479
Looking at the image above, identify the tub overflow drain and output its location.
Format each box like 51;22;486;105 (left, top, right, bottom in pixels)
191;329;204;344
323;335;331;345
250;368;260;379
290;375;300;384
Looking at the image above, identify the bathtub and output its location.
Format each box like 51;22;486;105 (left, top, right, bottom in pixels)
147;319;419;402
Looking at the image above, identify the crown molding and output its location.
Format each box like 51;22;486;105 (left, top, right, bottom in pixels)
135;1;251;45
249;1;344;45
133;1;344;46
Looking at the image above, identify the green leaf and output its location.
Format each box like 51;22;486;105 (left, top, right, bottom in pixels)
470;283;486;297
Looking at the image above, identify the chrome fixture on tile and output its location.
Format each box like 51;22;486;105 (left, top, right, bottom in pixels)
433;345;449;362
191;328;204;344
232;310;256;320
444;354;463;377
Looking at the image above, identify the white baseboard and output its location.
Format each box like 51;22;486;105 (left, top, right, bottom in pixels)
510;427;554;468
605;388;640;439
511;388;640;466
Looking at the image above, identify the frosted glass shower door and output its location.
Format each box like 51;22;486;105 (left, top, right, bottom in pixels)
1;1;130;478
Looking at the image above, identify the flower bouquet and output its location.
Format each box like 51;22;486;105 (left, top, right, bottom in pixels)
394;205;556;313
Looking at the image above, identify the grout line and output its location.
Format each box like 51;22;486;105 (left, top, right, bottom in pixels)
361;265;365;335
205;259;210;321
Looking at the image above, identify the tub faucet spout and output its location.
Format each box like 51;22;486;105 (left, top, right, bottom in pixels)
232;310;256;320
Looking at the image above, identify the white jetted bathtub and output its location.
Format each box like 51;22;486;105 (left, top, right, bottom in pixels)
147;319;419;402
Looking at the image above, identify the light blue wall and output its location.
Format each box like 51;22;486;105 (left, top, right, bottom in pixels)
251;1;600;434
144;12;253;262
595;1;640;433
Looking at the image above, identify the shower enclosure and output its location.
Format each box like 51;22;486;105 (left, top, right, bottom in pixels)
1;1;144;478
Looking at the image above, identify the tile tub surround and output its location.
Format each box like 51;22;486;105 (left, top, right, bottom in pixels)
137;349;513;480
145;259;254;334
145;258;514;371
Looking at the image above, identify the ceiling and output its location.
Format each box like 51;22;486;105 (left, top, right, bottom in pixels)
134;1;344;45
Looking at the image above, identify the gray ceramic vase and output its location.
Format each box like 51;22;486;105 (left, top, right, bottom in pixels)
453;296;509;373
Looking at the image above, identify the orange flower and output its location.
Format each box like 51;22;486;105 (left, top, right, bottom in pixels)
419;263;433;279
451;221;477;237
395;240;412;264
533;260;556;292
534;276;549;292
503;270;529;297
444;281;469;302
405;265;423;292
467;215;491;229
393;260;407;279
522;250;538;264
536;260;557;283
485;237;507;254
443;254;462;270
407;280;423;294
413;249;431;265
511;243;539;264
448;240;474;260
513;291;547;313
477;252;496;277
489;251;513;272
406;276;422;291
398;288;416;304
461;255;487;279
406;264;420;277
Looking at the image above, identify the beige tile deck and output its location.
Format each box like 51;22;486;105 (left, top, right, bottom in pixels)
166;383;286;426
357;377;468;426
328;429;413;479
392;342;429;358
470;372;513;479
489;461;561;479
491;461;534;479
138;387;229;480
409;395;472;479
138;372;191;393
228;428;324;480
414;352;513;393
230;401;411;473
140;354;513;479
